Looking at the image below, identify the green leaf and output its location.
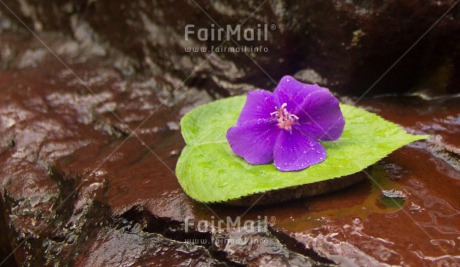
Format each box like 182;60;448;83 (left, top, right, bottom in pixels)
176;96;427;203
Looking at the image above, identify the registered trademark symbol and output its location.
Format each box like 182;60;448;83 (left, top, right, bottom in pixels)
270;24;276;30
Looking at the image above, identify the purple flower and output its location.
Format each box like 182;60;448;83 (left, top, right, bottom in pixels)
226;76;345;172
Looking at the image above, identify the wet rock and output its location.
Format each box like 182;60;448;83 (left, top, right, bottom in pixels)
291;0;460;95
356;94;460;173
2;1;460;95
381;189;407;199
75;224;226;266
408;202;423;212
0;28;221;265
211;222;329;266
427;135;460;171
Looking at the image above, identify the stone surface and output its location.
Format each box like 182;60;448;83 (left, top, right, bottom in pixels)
1;2;460;266
1;0;460;95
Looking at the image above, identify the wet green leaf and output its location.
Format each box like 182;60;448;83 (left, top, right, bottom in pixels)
176;96;427;203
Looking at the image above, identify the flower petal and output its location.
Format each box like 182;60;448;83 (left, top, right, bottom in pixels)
295;90;345;141
227;120;280;164
236;89;276;126
274;75;323;111
273;129;326;171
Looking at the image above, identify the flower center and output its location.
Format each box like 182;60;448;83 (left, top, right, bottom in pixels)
270;103;299;132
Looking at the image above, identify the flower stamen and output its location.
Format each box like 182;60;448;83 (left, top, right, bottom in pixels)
271;103;298;132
